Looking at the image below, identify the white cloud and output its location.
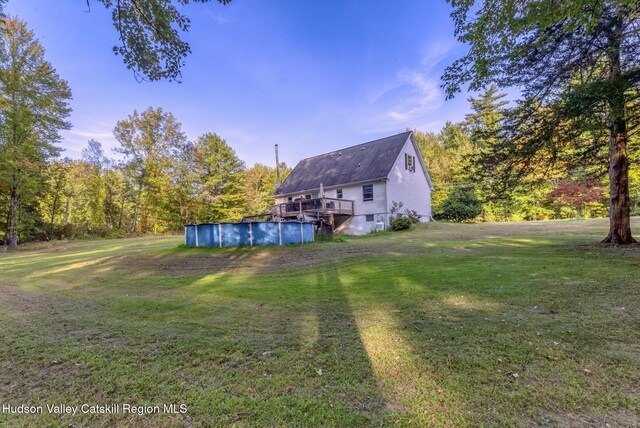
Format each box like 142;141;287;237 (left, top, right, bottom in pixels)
420;41;454;68
383;70;442;122
59;128;119;159
67;130;113;139
361;42;455;131
204;9;232;25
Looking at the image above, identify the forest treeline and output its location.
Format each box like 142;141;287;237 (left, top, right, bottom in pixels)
6;90;637;245
0;17;290;245
22;117;292;241
2;16;639;246
417;86;639;223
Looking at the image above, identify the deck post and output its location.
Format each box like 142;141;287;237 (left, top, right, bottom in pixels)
278;222;282;245
249;222;253;247
184;226;187;246
195;225;199;247
300;221;304;243
218;224;222;248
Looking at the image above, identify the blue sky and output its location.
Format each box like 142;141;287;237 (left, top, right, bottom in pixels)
6;0;473;167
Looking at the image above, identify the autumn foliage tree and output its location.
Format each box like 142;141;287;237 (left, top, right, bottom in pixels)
547;179;608;218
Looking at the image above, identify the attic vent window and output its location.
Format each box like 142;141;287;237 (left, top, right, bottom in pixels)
336;189;343;199
405;153;416;173
362;184;374;202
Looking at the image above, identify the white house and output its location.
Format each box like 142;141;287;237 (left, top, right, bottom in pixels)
274;131;434;235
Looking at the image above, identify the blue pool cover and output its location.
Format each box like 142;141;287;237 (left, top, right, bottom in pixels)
185;222;314;247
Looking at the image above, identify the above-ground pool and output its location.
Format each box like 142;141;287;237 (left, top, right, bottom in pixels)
185;221;315;247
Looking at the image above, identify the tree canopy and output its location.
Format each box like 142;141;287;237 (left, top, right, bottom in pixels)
186;132;246;222
444;0;640;243
0;17;72;247
114;106;187;233
96;0;231;82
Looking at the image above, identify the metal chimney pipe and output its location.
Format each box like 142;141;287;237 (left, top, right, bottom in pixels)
275;144;281;185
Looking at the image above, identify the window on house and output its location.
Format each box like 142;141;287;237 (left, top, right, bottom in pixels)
405;153;416;172
362;184;374;202
304;194;312;199
287;196;292;202
365;214;374;222
336;189;343;199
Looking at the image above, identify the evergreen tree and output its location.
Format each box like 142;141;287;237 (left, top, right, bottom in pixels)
439;184;483;222
414;123;474;218
465;85;508;150
464;86;515;220
187;133;246;222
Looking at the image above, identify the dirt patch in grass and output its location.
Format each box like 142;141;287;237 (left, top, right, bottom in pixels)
0;284;70;317
535;410;640;428
0;284;106;329
0;285;116;403
577;242;640;252
111;242;399;276
2;240;81;253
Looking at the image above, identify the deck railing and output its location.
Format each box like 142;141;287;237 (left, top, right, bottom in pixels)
277;197;354;218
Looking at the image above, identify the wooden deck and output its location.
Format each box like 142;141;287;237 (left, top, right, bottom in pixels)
277;197;354;218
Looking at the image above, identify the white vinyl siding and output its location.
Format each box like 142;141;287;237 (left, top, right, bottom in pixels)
387;137;432;222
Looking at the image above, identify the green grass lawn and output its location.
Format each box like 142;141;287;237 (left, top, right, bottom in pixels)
1;219;639;427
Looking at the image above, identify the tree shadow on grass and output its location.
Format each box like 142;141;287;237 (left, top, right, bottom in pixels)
156;263;389;426
340;241;640;427
1;248;392;426
306;267;387;423
4;229;639;426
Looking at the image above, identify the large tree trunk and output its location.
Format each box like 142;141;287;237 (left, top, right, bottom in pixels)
6;186;19;248
602;118;636;244
602;23;635;244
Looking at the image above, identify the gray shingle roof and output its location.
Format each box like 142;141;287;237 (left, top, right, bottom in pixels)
276;131;412;195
